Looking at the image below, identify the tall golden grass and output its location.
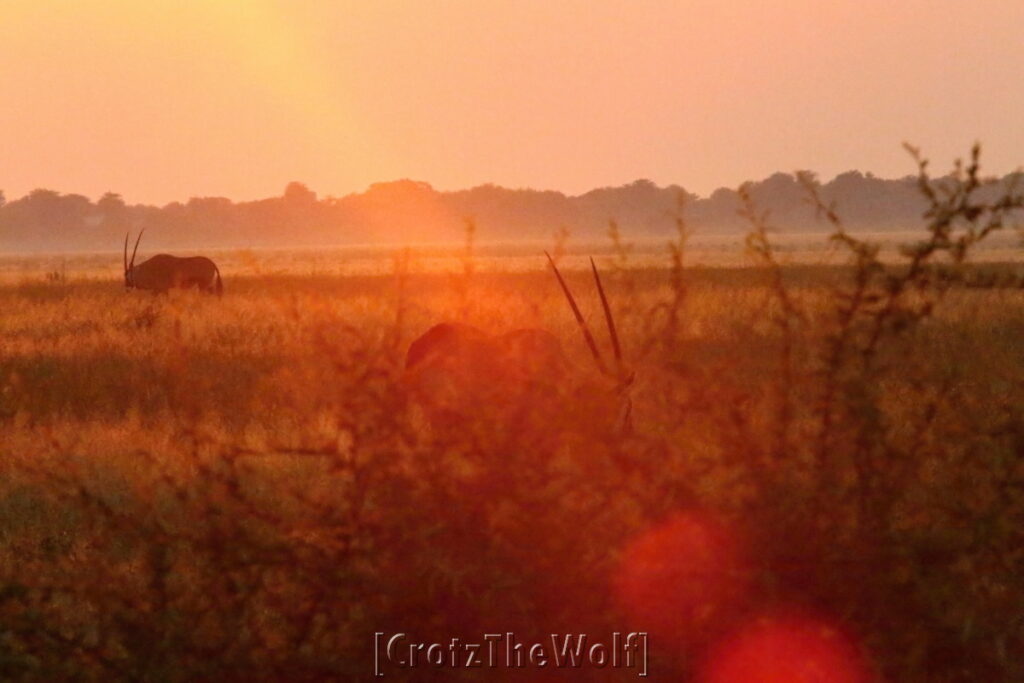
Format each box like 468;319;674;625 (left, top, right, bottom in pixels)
0;148;1022;681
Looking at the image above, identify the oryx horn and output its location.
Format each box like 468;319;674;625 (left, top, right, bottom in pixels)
545;250;609;376
129;229;145;271
590;256;623;373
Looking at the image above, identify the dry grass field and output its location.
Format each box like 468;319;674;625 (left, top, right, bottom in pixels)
1;168;1023;681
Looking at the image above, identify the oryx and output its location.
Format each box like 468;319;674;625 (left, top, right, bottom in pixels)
123;230;223;295
403;253;634;434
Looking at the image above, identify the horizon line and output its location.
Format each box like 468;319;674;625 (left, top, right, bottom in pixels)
9;165;1016;208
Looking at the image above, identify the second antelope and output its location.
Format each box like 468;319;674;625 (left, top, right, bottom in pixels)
403;253;634;435
123;230;223;295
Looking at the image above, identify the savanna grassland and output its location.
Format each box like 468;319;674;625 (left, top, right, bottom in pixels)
1;158;1023;682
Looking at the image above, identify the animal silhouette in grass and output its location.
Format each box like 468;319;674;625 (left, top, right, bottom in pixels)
403;253;633;434
123;230;223;295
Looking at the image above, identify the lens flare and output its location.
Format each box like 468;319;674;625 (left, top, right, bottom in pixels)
697;611;874;683
613;512;750;647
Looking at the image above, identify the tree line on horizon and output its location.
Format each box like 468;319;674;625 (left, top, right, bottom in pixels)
1;169;1020;252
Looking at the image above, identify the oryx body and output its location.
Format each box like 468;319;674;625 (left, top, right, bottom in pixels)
403;255;633;434
403;323;572;426
123;232;223;295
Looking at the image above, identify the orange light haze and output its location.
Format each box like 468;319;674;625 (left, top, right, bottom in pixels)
3;1;1023;204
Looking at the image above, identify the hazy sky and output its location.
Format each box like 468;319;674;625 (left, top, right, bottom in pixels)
3;0;1023;205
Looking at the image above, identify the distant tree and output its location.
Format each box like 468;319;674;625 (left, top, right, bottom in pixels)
24;190;90;226
97;191;125;212
25;188;60;204
283;181;317;205
0;189;93;245
97;192;128;230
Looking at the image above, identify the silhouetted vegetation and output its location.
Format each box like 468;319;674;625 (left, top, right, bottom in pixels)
0;147;1022;681
4;169;1022;252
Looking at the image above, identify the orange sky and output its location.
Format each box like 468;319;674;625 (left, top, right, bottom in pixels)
2;0;1023;205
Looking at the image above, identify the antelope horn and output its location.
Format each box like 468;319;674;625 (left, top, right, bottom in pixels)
123;232;129;276
129;228;144;270
545;251;609;376
590;257;623;372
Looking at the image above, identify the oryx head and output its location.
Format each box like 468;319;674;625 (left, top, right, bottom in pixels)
123;229;144;289
545;251;635;433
